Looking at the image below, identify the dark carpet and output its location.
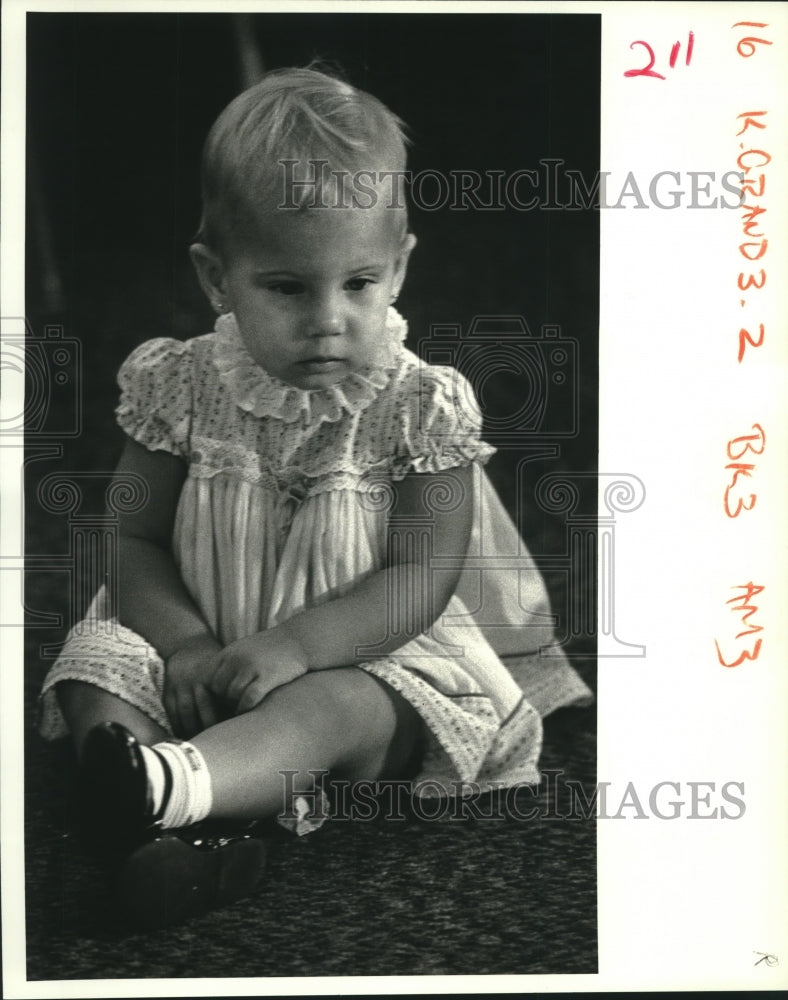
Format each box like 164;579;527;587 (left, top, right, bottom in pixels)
25;681;596;980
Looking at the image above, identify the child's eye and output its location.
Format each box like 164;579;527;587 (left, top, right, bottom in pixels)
345;277;376;292
268;281;304;296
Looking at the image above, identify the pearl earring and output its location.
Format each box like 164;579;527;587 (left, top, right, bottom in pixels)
215;301;225;314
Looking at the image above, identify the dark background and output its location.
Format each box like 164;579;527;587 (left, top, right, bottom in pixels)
26;10;600;653
24;11;599;979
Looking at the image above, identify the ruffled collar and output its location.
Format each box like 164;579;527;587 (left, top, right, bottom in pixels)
211;307;407;426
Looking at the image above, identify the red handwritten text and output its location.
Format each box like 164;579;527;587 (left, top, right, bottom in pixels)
733;23;772;362
714;583;764;667
723;424;766;518
732;21;773;58
715;21;774;671
624;31;694;79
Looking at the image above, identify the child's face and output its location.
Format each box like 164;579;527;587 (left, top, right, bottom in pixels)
194;202;415;390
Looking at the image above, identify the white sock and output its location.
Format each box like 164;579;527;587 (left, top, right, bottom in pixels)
139;745;168;813
140;741;213;829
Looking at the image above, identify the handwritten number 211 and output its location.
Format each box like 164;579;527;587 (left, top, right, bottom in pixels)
624;31;695;79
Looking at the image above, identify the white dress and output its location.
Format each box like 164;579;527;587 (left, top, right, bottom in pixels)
39;308;591;794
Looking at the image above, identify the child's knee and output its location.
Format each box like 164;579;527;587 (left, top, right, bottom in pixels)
55;681;168;754
266;668;366;734
281;668;423;780
265;667;383;734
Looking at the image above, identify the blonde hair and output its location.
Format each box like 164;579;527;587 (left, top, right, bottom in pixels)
196;65;409;252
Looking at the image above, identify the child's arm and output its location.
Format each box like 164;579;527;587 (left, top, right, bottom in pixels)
113;437;222;735
211;465;474;713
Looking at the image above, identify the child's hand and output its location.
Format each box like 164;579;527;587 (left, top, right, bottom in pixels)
209;626;308;715
164;633;224;738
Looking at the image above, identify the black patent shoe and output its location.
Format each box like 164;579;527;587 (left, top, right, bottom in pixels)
119;824;268;929
78;722;160;855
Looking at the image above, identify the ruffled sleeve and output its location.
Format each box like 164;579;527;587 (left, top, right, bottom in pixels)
115;338;192;458
391;364;496;479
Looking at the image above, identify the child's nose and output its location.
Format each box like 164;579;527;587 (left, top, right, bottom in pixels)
308;292;345;337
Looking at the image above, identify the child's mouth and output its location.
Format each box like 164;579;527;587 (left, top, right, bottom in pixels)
297;358;345;374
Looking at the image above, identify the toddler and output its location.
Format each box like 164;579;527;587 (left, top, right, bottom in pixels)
39;66;591;928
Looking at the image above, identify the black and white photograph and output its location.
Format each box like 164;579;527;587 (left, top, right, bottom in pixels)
2;1;786;995
19;6;600;981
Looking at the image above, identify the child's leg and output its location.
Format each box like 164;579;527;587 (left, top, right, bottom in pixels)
75;668;421;928
192;667;423;821
57;681;169;757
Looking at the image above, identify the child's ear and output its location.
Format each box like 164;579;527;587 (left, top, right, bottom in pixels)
391;233;417;299
190;243;229;313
